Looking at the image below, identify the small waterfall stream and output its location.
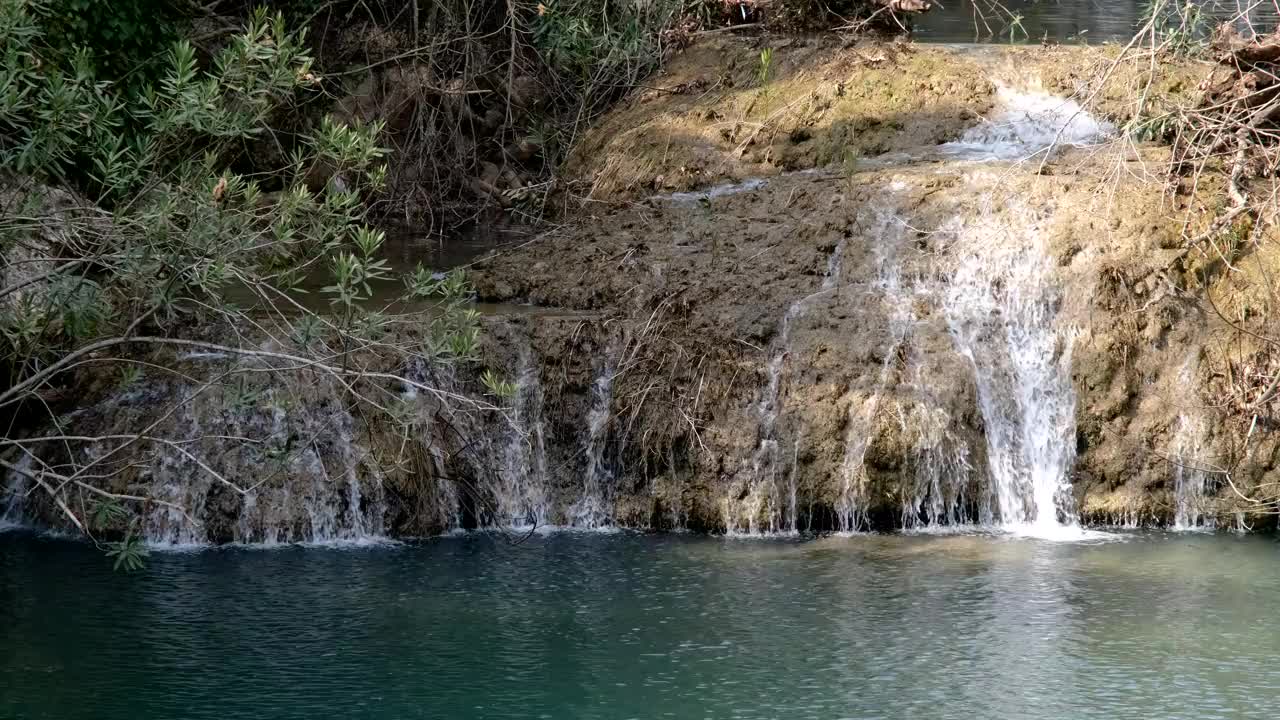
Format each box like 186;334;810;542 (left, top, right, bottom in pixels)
493;344;552;529
570;347;619;529
834;201;913;533
1169;357;1215;530
943;198;1081;535
23;368;399;546
900;342;974;529
724;224;851;534
1172;413;1213;531
0;454;30;530
942;85;1114;161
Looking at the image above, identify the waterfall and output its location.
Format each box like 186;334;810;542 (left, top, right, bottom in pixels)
1233;511;1250;534
900;371;974;529
493;343;551;530
0;455;31;530
942;85;1114;160
786;437;800;533
569;348;619;529
142;397;215;546
1163;356;1215;531
943;199;1081;536
723;224;850;534
834;204;912;533
731;295;806;535
1171;412;1214;531
41;369;397;546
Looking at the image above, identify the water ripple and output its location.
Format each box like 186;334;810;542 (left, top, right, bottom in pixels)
2;531;1279;719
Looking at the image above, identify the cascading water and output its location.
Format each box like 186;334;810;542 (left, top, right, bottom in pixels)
0;455;31;530
943;198;1081;536
44;368;395;546
7;74;1155;542
1167;356;1216;530
723;226;851;535
569;348;619;529
1171;413;1213;531
732;296;807;535
834;203;913;533
493;344;551;530
899;344;974;529
942;84;1114;161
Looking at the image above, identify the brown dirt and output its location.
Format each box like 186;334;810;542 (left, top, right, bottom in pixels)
562;36;995;202
1026;44;1211;125
476;119;1280;532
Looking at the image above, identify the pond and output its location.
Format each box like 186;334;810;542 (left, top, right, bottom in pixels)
2;530;1278;719
915;0;1280;43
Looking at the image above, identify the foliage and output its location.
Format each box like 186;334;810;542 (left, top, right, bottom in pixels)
757;47;774;86
0;1;490;557
39;0;187;86
88;497;129;531
1141;0;1209;56
480;367;517;400
105;525;148;572
531;0;689;156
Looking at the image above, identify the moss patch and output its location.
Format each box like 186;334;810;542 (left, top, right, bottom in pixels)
563;36;995;200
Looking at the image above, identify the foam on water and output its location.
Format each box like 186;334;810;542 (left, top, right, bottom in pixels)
942;85;1114;160
1003;522;1115;542
901;521;1115;542
653;178;768;205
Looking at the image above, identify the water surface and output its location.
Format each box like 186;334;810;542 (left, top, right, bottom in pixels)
2;531;1278;719
916;0;1279;43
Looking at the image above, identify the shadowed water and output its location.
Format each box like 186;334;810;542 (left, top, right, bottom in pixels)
916;0;1280;43
3;531;1279;719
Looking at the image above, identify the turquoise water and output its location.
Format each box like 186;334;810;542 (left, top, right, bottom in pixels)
3;530;1280;719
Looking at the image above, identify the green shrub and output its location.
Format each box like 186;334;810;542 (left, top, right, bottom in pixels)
0;1;486;555
40;0;188;86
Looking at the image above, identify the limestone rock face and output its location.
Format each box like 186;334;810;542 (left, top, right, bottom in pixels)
11;43;1273;542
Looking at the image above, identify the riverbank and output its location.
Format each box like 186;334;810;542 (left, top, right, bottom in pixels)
7;36;1277;542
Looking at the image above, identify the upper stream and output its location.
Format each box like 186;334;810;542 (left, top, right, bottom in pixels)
3;531;1279;719
915;0;1280;43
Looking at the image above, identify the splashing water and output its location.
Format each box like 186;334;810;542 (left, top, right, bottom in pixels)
834;206;913;533
494;343;551;530
569;349;619;529
943;198;1083;538
942;85;1114;161
724;225;851;535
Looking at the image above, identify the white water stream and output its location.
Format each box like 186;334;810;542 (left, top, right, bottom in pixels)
724;217;851;535
834;203;914;533
724;83;1117;538
494;344;552;530
943;198;1083;538
569;348;620;529
942;85;1114;161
